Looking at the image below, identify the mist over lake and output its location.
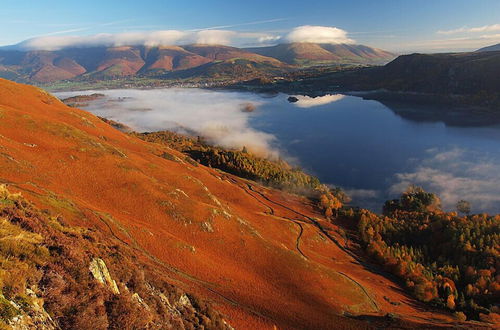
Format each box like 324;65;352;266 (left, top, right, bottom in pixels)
57;88;500;214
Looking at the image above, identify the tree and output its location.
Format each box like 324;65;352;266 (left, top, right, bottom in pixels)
456;200;471;215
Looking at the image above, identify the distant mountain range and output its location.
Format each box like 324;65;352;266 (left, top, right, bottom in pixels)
0;43;396;83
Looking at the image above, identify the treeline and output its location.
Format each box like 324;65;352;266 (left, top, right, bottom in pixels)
61;93;105;107
340;187;499;322
134;131;321;192
188;148;320;192
133;130;348;207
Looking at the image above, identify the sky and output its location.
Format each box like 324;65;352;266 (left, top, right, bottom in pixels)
1;0;499;53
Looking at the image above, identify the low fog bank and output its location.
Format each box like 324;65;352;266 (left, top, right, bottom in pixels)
390;147;500;214
56;88;281;158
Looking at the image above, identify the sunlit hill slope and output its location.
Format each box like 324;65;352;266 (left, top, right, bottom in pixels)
0;78;477;329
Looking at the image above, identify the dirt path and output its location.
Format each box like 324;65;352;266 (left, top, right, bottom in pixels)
337;271;380;313
86;205;276;323
223;175;309;259
17;174;411;323
222;178;395;315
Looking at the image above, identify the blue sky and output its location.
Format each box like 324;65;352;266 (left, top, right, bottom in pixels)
1;0;499;52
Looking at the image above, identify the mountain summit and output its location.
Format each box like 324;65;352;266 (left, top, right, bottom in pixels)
245;43;396;65
477;43;500;52
0;43;395;83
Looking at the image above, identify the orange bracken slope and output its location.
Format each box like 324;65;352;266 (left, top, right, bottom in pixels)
0;79;479;329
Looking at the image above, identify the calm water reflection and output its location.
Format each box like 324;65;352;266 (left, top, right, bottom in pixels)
57;89;500;214
253;93;500;213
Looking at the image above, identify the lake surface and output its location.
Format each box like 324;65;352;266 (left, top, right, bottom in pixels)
56;89;500;214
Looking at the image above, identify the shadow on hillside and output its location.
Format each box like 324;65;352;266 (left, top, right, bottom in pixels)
377;99;500;127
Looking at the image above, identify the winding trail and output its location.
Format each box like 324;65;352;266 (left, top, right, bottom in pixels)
243;181;391;279
219;176;387;316
223;175;309;259
12;179;280;323
245;182;350;253
16;175;383;320
87;205;275;323
337;271;380;313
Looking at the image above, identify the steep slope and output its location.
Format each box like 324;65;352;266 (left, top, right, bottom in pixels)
184;44;283;65
0;50;87;82
142;46;212;71
0;42;395;84
165;58;286;82
0;45;285;83
91;46;145;77
477;43;500;52
247;43;338;65
0;79;468;328
276;50;500;109
343;51;500;95
321;44;395;63
0;185;230;329
378;52;500;93
246;43;396;65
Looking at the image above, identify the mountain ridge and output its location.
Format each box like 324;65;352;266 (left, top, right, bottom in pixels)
477;43;500;52
245;42;396;65
0;43;395;83
248;50;500;109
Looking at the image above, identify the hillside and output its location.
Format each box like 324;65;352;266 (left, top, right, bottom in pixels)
0;78;476;328
253;51;500;108
0;43;394;84
477;43;500;52
183;44;282;65
245;43;396;66
0;184;230;329
164;58;286;82
0;45;282;83
371;51;500;95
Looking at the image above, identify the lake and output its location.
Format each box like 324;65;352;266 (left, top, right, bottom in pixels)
56;89;500;214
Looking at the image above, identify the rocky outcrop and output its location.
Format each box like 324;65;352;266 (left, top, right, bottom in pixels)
6;290;59;330
89;258;120;295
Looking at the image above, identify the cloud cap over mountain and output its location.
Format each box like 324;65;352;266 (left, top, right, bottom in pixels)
284;25;354;44
9;25;356;51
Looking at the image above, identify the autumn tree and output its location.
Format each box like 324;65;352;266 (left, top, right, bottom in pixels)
340;187;499;320
456;200;471;215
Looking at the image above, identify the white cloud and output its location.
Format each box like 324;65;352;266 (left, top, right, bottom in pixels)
284;25;354;44
389;147;500;214
438;23;500;35
55;88;280;158
257;35;281;44
14;29;276;50
14;29;265;50
194;30;236;45
380;23;500;53
17;30;188;50
11;25;357;50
